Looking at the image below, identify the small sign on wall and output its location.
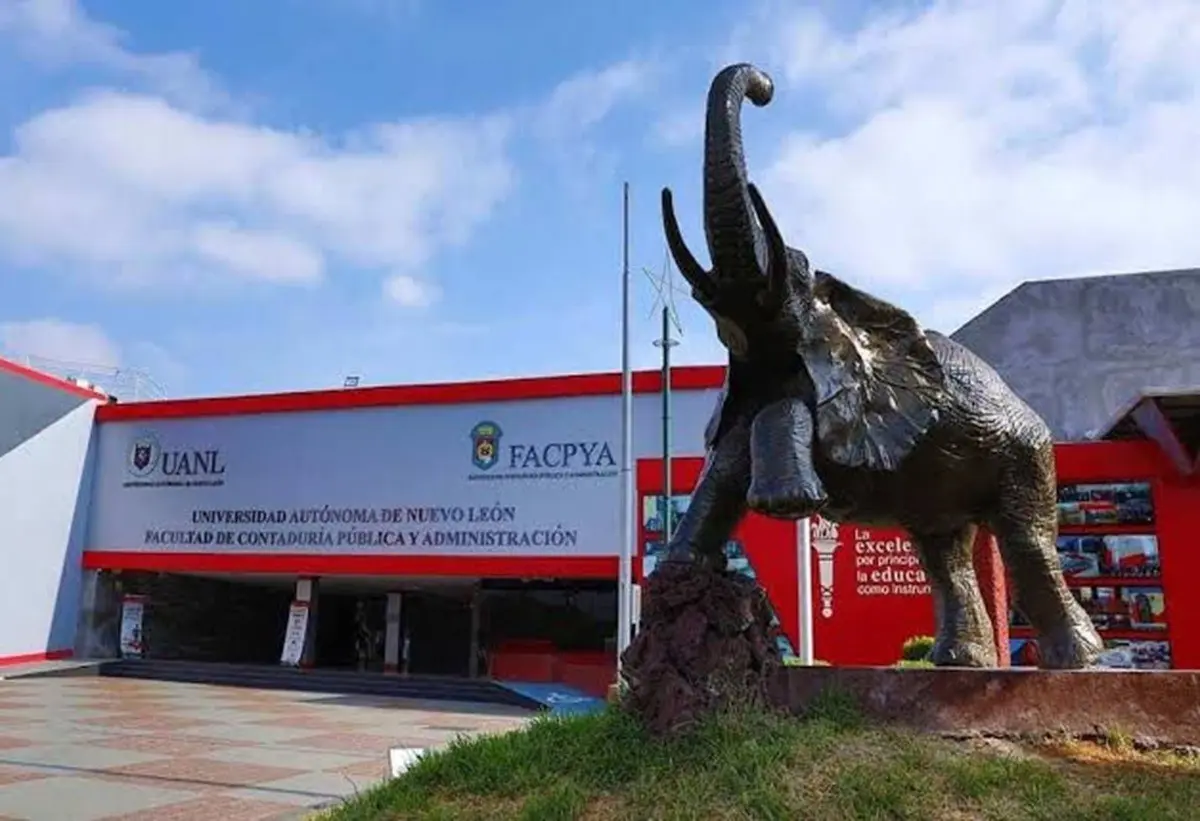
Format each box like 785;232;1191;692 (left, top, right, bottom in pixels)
118;595;146;658
280;601;310;667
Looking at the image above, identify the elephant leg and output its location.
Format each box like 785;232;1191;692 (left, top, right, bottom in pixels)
664;415;751;571
747;397;828;520
908;524;997;667
990;444;1103;669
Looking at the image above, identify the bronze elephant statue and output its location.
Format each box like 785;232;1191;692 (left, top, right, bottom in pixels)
659;63;1102;669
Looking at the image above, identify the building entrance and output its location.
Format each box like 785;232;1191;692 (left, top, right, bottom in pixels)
87;571;293;664
403;590;473;677
313;593;386;671
82;571;617;694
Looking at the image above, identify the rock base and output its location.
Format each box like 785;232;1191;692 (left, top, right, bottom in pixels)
770;665;1200;746
620;561;784;736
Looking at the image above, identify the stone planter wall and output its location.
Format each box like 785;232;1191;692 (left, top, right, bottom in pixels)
771;665;1200;745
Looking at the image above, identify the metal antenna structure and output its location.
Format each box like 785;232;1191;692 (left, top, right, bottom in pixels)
643;245;685;542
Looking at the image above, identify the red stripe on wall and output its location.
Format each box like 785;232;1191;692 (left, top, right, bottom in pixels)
82;551;620;579
0;356;107;400
95;365;727;422
1055;440;1171;480
0;648;74;667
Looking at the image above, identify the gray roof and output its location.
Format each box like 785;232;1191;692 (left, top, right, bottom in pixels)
949;268;1200;442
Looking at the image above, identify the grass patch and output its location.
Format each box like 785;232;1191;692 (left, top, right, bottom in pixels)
895;659;936;669
322;699;1200;821
782;656;830;666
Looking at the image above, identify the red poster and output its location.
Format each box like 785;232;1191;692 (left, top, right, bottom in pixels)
809;515;935;666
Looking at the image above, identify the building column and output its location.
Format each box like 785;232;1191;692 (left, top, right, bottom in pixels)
296;577;319;669
74;569;122;660
972;531;1010;667
468;586;482;678
383;592;403;675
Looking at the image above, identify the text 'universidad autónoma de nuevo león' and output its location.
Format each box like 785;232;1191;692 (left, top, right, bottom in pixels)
141;505;581;550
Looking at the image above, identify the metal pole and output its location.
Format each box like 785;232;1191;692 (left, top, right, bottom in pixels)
797;517;815;664
661;306;673;542
617;182;634;668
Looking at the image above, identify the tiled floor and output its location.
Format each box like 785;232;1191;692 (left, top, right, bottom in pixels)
0;675;533;820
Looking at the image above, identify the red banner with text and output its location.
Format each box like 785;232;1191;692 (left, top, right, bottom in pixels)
808;515;935;665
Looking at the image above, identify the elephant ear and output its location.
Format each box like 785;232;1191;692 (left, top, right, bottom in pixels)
801;271;947;471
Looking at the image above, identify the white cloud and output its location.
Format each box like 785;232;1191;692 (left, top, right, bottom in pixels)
0;1;652;303
529;59;658;186
535;60;653;140
191;223;324;284
0;90;515;289
0;0;227;110
0;317;121;367
733;0;1200;330
383;273;439;307
651;108;704;148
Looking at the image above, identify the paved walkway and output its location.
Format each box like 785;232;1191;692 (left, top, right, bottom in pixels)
0;675;532;820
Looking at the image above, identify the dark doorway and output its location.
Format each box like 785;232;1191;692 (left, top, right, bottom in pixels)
116;572;292;664
315;593;385;670
404;591;472;676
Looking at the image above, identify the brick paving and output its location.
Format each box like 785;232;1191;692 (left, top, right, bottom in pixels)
0;675;533;820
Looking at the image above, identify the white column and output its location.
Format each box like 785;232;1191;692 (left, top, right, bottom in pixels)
74;569;118;659
383;592;403;674
631;583;642;633
468;587;481;678
796;519;814;664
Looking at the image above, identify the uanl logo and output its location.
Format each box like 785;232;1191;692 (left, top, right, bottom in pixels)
123;431;227;488
127;434;161;478
467;420;617;481
810;516;840;619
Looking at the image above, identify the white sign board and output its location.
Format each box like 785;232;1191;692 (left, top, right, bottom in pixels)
119;596;145;658
87;391;718;558
279;602;310;666
388;747;427;778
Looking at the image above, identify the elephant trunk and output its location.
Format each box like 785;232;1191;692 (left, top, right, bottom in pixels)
703;64;774;282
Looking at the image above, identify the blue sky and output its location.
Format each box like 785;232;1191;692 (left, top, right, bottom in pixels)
2;1;1200;399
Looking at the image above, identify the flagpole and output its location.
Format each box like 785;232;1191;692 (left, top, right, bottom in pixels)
797;517;814;664
617;181;634;670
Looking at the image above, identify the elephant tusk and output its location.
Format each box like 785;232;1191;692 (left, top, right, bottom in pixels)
747;183;788;301
661;187;714;298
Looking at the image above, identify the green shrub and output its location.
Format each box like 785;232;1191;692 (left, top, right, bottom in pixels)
895;659;936;669
900;635;935;662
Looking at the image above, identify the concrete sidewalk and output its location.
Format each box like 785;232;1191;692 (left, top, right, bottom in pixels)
0;676;532;820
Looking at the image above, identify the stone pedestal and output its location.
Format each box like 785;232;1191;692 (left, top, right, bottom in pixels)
772;666;1200;745
620;562;784;736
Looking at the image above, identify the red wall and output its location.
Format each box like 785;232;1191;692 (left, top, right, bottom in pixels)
638;440;1199;670
1052;440;1193;670
807;518;934;665
636;458;800;649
